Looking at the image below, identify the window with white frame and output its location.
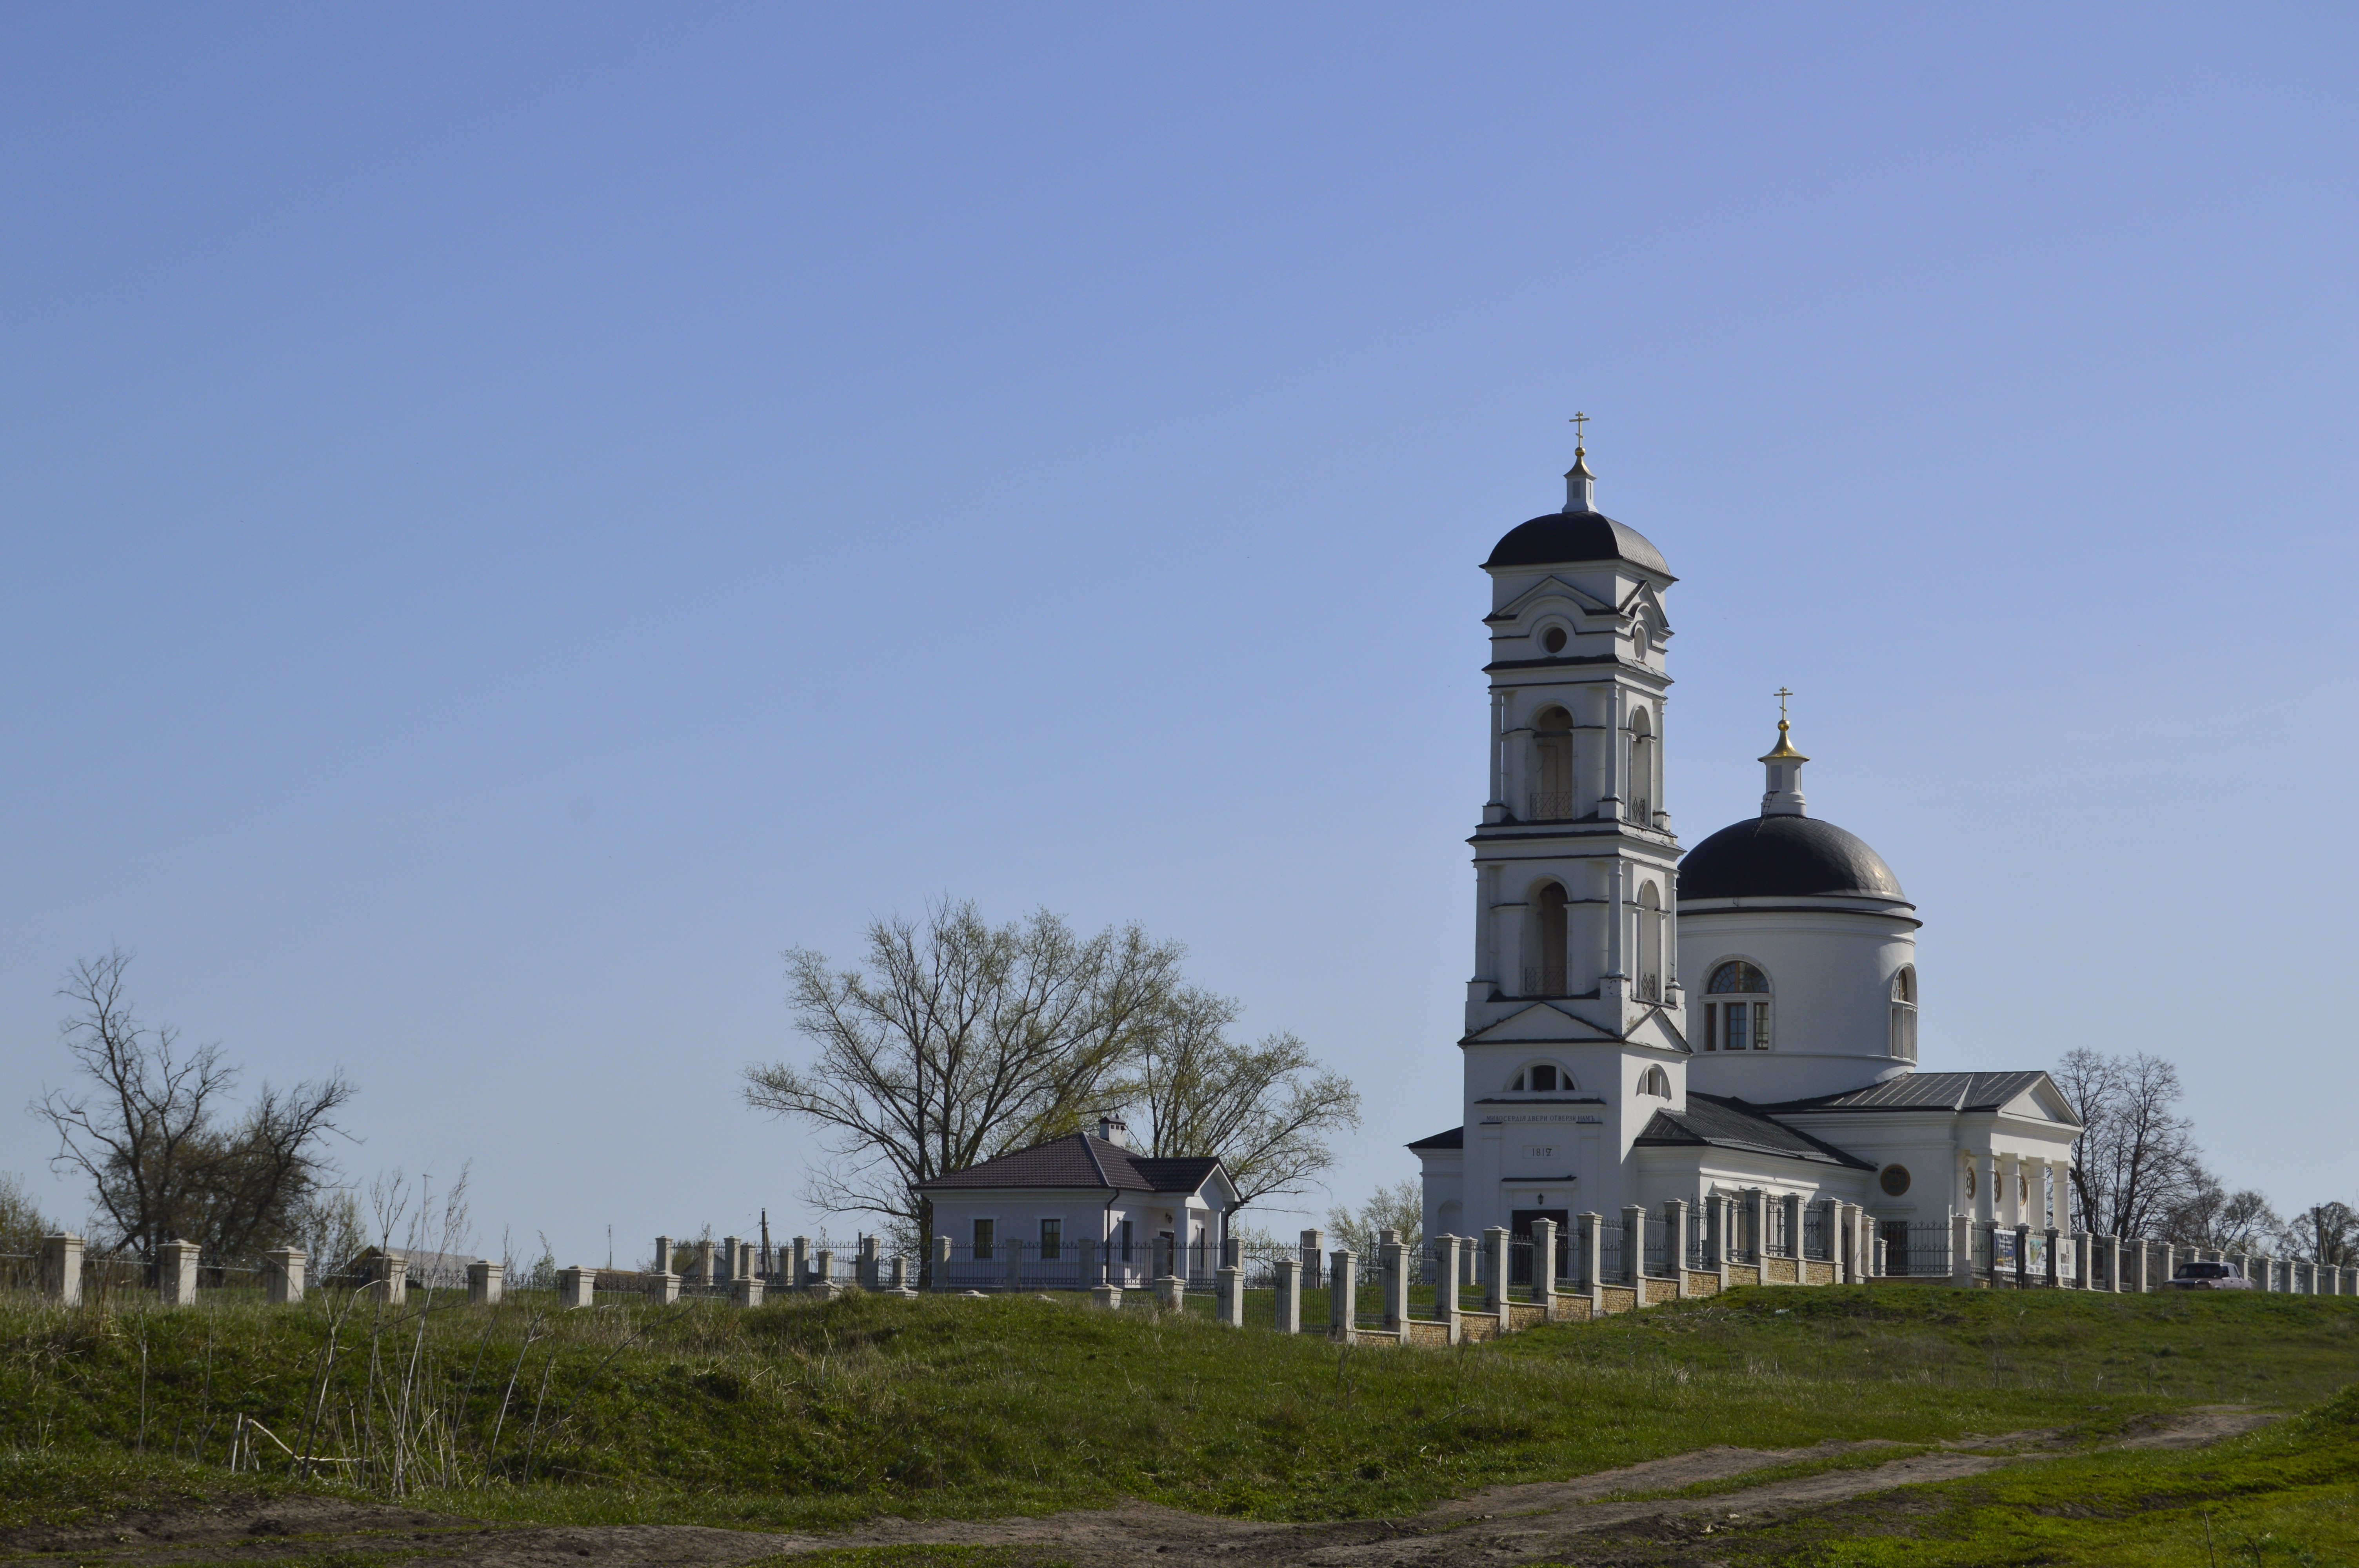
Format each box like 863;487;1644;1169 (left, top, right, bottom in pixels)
1889;967;1918;1061
1703;961;1772;1051
1507;1062;1574;1093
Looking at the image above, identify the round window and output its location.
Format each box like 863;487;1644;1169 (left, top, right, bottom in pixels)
1542;626;1568;654
1880;1164;1912;1197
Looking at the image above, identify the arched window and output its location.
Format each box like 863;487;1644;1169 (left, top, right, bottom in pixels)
1628;707;1656;825
1532;706;1574;820
1703;960;1772;1052
1889;967;1917;1062
1637;1065;1671;1097
1636;882;1663;1002
1508;1062;1574;1093
1529;882;1568;996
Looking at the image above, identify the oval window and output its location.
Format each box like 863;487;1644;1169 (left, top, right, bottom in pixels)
1880;1164;1911;1197
1543;626;1568;654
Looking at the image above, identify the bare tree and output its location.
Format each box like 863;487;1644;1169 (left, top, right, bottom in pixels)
30;951;355;1260
2161;1176;2279;1253
1114;985;1361;1209
1326;1178;1424;1255
2054;1047;2206;1239
2293;1202;2357;1267
743;902;1182;1238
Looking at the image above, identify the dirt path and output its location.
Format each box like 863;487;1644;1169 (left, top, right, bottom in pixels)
0;1408;2275;1568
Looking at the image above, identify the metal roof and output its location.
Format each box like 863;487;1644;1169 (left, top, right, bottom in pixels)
916;1132;1226;1196
1632;1092;1877;1169
1758;1071;2063;1116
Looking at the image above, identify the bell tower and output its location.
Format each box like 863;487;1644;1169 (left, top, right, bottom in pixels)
1467;432;1684;1045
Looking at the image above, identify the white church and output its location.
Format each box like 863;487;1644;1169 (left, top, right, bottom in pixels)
1411;439;2083;1268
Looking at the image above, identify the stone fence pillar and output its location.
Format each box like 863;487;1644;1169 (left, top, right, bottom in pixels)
2159;1243;2177;1290
642;1264;677;1305
556;1266;596;1309
1002;1236;1024;1293
1622;1205;1646;1285
1216;1265;1244;1327
1781;1192;1802;1259
1299;1229;1323;1284
40;1234;82;1306
1532;1218;1559;1303
693;1240;716;1286
858;1236;881;1290
654;1236;673;1277
1077;1237;1098;1287
1483;1226;1508;1317
723;1236;743;1280
1578;1213;1604;1314
731;1276;764;1308
1272;1257;1300;1333
158;1238;201;1306
1666;1201;1690;1296
931;1235;951;1290
1222;1235;1243;1270
814;1248;838;1298
1857;1206;1876;1281
469;1260;505;1305
1950;1213;1974;1288
367;1249;408;1305
1748;1189;1770;1265
265;1247;306;1305
1433;1237;1460;1338
1328;1249;1357;1341
794;1236;812;1287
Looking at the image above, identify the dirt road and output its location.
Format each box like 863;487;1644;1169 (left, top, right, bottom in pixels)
0;1407;2274;1568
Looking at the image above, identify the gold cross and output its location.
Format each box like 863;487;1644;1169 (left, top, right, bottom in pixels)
1775;687;1793;723
1569;411;1590;450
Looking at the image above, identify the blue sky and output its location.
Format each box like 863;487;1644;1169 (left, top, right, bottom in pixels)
3;5;2353;1262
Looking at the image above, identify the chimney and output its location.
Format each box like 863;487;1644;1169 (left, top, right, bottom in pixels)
1096;1113;1130;1149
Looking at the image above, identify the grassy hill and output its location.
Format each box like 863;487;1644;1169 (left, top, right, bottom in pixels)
2;1283;2355;1552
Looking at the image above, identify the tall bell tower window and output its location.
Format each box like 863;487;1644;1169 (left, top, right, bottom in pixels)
1889;967;1918;1062
1532;706;1575;820
1637;883;1663;1002
1702;961;1771;1051
1529;882;1568;996
1628;707;1656;825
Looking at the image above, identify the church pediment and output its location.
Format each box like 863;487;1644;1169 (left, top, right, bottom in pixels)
1466;1003;1619;1044
1622;1007;1690;1055
2008;1077;2082;1125
1485;574;1621;626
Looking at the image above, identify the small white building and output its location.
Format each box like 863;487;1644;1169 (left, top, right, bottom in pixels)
1413;441;2081;1270
919;1117;1239;1289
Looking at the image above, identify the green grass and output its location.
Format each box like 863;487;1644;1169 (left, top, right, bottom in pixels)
2;1283;2354;1537
1620;1381;2359;1566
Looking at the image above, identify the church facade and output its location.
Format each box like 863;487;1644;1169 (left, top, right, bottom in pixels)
1411;444;2082;1268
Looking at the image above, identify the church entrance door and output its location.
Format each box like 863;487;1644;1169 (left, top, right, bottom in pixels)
1508;1209;1570;1285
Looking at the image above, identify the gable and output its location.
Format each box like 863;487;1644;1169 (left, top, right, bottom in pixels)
1486;573;1619;626
1467;1003;1619;1044
2007;1078;2084;1127
1621;1007;1690;1055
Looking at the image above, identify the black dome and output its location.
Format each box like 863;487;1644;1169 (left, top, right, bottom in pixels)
1485;510;1672;577
1679;814;1907;903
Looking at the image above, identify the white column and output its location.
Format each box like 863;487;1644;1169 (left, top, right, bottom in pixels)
265;1247;307;1305
1488;691;1505;806
40;1234;83;1306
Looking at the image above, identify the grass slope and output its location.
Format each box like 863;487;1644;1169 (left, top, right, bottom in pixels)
2;1284;2354;1536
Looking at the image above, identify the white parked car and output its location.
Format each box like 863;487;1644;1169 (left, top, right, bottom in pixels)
2167;1260;2254;1290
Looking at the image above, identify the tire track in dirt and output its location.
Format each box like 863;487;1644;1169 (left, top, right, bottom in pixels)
0;1407;2275;1568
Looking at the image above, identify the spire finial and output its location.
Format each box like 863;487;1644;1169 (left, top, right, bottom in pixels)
1562;412;1597;512
1759;688;1808;815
